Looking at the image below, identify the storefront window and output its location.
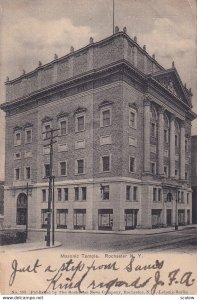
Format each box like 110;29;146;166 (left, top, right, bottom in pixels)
98;209;113;230
74;209;86;229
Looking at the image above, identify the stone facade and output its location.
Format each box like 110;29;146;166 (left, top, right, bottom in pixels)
1;30;196;232
191;136;197;223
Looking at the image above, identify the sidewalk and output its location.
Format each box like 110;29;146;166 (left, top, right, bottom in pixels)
55;224;197;235
0;224;196;252
0;241;62;253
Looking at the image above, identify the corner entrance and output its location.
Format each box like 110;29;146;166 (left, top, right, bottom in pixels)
16;193;27;225
166;209;172;226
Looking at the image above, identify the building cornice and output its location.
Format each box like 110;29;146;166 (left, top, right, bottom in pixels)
1;59;195;121
5;31;164;86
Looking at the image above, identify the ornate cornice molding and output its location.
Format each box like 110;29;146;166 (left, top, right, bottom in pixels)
41;116;53;123
56;111;69;120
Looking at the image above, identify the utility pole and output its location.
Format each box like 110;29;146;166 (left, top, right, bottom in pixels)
43;128;58;247
52;176;55;245
113;0;115;34
26;182;29;241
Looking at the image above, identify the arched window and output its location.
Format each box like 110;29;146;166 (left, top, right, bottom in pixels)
16;193;27;225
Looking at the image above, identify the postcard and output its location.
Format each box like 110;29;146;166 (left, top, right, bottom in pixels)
0;0;196;297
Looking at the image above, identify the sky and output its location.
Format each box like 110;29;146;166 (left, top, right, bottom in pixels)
0;0;196;180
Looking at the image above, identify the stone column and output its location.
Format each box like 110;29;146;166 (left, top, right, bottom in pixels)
144;98;151;173
170;114;175;178
158;107;165;176
180;121;185;180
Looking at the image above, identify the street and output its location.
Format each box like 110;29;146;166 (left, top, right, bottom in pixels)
49;227;197;253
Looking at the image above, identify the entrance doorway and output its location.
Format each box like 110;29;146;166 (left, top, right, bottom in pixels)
166;209;172;226
16;193;27;225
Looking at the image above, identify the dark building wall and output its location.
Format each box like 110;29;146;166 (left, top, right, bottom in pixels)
191;135;197;223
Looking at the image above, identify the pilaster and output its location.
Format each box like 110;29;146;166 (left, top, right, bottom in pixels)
180;121;186;180
158;107;165;176
170;114;175;178
144;97;151;173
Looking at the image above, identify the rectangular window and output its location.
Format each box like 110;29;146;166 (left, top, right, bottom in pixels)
187;193;189;204
102;185;109;200
98;209;113;230
15;168;20;180
64;188;68;201
41;209;48;229
133;186;138;201
60;120;67;135
175;169;178;178
102;110;111;127
153;188;157;202
25;167;31;180
178;191;181;202
74;209;86;230
25;128;32;143
164;166;168;177
56;209;68;229
77;159;84;174
44;164;50;178
14;132;21;146
185;172;188;180
126;186;131;201
129;109;137;128
158;189;161;202
44;124;51;139
57;188;62;201
82;187;87;201
130;112;135;127
75;187;79;201
76;115;85;132
151;162;156;175
151;123;156;137
59;161;67;176
102;156;110;172
42;189;47;202
100;108;111;127
129;157;135;172
181;191;184;203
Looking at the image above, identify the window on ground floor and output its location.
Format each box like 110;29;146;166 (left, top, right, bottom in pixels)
98;209;113;230
187;210;190;225
151;209;162;228
73;209;86;229
125;209;138;230
178;210;185;226
56;209;68;229
41;209;48;229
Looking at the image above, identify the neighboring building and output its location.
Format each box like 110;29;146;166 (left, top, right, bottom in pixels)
0;27;196;232
0;181;4;230
0;181;4;215
191;136;197;223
